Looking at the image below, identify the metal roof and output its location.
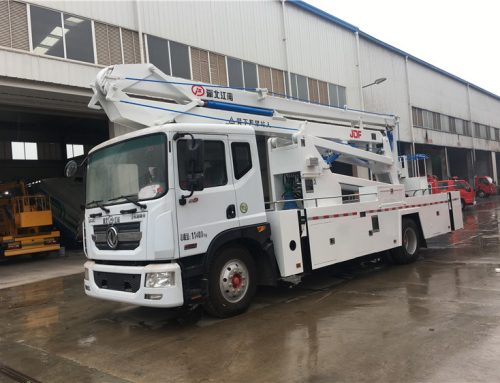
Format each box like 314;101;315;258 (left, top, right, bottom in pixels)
289;0;500;102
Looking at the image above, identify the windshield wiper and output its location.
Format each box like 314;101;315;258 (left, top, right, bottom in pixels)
86;200;110;213
107;194;146;210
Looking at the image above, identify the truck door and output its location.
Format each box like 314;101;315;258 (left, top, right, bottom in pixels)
174;134;237;258
228;135;266;227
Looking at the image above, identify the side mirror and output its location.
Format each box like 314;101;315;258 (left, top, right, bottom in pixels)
187;173;204;191
64;160;78;178
187;139;204;174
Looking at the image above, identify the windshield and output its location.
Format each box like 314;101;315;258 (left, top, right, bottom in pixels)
454;181;471;192
86;133;167;205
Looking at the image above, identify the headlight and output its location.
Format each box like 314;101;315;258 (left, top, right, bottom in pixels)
145;272;175;288
84;268;89;281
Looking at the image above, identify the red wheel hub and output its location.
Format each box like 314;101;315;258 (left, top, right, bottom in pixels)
231;273;242;289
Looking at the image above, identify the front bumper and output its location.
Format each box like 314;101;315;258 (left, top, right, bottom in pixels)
84;260;184;308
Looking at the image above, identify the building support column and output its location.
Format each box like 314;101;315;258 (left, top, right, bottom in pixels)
466;84;476;165
404;56;417;176
444;147;450;178
466;149;475;185
492;151;498;184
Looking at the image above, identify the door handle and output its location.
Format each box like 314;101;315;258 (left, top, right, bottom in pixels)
226;204;236;219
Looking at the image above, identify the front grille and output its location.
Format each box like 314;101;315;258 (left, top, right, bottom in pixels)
93;271;141;293
92;222;142;250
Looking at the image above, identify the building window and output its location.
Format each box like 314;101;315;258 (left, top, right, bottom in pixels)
11;142;37;160
412;107;423;127
170;41;190;79
432;112;441;130
147;35;170;75
475;123;488;139
227;57;244;88
191;47;210;83
329;83;346;107
490;127;496;141
209;52;227;86
121;28;141;64
271;68;286;96
453;118;462;135
296;74;308;101
318;80;328;105
0;1;29;51
94;22;122;65
423;110;434;129
66;144;84;159
463;121;470;136
258;65;272;92
338;85;346;107
63;15;94;63
440;115;450;132
308;78;319;103
30;5;64;57
243;61;258;89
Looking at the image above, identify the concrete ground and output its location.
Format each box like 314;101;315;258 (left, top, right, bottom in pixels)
0;250;85;289
1;197;500;383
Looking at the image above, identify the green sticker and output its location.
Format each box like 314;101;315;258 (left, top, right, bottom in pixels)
240;202;248;214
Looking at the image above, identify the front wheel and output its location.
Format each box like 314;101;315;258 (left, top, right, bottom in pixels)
203;246;256;318
478;190;486;198
390;218;421;265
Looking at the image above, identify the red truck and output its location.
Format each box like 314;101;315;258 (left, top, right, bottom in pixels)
474;176;497;198
428;176;475;210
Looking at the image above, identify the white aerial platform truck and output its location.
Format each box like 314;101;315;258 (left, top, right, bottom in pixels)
69;64;463;317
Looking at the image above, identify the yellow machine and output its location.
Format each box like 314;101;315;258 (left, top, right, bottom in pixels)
0;181;60;258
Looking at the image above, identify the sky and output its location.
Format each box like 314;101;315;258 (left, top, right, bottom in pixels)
306;0;500;96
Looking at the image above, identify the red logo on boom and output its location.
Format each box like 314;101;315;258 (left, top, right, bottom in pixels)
350;129;362;139
191;85;205;97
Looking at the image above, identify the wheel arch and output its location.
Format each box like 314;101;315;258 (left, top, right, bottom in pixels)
401;212;427;248
204;224;278;286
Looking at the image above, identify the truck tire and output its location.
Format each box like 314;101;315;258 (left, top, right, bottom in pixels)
203;246;256;318
478;190;486;198
461;199;465;210
390;218;420;265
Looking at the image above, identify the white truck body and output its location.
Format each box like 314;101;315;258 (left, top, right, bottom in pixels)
81;64;463;316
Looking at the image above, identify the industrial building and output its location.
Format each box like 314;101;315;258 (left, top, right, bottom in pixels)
0;0;499;187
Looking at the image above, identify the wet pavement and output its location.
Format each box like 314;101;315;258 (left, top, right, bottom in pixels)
1;197;500;383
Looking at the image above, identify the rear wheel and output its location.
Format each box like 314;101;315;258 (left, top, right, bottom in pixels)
203;246;256;318
390;218;421;265
461;199;465;210
478;190;486;198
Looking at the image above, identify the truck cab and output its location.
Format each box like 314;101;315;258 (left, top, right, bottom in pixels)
433;179;475;209
474;176;496;198
83;124;272;315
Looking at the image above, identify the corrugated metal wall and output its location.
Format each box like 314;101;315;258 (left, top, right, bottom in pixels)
408;61;469;120
1;0;499;154
469;88;500;128
359;38;411;140
284;5;360;107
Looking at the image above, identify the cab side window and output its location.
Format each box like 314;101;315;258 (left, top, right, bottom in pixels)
177;140;227;189
231;142;252;180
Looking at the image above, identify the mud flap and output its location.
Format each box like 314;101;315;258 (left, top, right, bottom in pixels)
447;192;455;231
448;191;464;231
